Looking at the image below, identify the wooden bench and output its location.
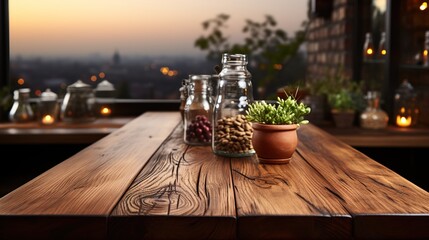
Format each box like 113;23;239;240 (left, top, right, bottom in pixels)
1;111;428;239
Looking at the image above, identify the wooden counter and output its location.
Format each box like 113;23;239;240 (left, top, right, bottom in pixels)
0;111;428;239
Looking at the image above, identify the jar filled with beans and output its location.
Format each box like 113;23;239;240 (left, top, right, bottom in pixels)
184;75;213;145
212;53;255;157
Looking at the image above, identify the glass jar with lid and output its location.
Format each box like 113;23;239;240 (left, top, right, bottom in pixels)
184;74;213;145
38;88;59;125
212;53;255;157
9;88;35;123
394;79;419;127
60;80;96;123
95;79;116;118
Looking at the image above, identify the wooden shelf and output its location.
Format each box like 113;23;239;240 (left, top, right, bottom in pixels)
0;117;133;144
322;125;429;147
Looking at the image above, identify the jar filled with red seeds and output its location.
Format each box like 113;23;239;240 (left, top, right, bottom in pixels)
184;74;213;145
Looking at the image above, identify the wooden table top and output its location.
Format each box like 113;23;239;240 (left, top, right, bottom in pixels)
0;111;428;240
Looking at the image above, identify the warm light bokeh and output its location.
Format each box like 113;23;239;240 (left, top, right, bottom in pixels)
396;115;412;127
100;107;112;116
41;114;55;125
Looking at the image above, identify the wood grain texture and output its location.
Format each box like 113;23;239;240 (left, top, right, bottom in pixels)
0;112;180;239
110;124;236;239
232;153;352;239
297;124;429;239
1;113;428;239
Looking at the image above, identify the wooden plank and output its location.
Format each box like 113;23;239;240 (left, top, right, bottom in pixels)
0;112;180;239
232;149;352;239
109;124;236;240
297;124;429;239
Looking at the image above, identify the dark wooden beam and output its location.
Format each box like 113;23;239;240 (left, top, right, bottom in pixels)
0;0;9;89
384;0;400;124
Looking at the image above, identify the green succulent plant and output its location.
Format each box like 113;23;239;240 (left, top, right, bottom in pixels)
246;95;311;125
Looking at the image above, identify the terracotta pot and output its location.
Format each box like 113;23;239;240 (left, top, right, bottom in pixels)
331;109;355;128
251;123;299;164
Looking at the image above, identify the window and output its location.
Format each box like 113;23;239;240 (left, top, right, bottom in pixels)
7;0;308;101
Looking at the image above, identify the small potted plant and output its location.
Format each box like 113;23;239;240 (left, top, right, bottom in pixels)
246;94;311;164
327;84;364;128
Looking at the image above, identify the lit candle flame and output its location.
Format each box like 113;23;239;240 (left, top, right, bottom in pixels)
100;107;112;116
396;115;412;127
366;48;373;55
42;114;55;125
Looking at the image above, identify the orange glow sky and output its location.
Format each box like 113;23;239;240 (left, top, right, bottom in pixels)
10;0;308;58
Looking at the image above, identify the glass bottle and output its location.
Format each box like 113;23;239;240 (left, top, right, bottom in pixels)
9;88;35;123
423;30;429;67
212;53;255;157
378;32;387;58
363;32;374;60
184;74;213;145
359;91;388;129
38;88;59;125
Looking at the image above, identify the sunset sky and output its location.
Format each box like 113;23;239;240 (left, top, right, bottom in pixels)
9;0;308;58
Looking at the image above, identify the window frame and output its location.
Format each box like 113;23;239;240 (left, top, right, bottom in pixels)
0;0;9;89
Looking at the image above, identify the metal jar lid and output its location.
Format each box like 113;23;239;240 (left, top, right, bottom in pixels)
67;80;93;92
40;88;58;101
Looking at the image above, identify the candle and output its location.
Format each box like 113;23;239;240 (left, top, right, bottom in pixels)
42;114;55;125
396;115;412;127
100;107;112;116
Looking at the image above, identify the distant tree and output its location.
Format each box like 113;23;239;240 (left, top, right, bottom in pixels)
194;14;308;99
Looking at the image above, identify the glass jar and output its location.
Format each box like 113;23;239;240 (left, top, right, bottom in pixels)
184;74;213;145
212;53;255;157
9;88;35;123
60;80;96;123
359;91;388;129
38;88;59;125
394;79;419;127
95;79;116;118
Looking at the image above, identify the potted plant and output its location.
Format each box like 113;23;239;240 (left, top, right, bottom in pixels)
245;94;311;164
327;83;364;128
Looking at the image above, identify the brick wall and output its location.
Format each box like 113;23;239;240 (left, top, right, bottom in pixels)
306;0;356;84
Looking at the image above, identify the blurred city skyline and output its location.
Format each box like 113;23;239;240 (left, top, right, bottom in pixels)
9;0;308;58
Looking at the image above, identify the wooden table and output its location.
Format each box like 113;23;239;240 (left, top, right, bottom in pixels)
0;111;428;239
